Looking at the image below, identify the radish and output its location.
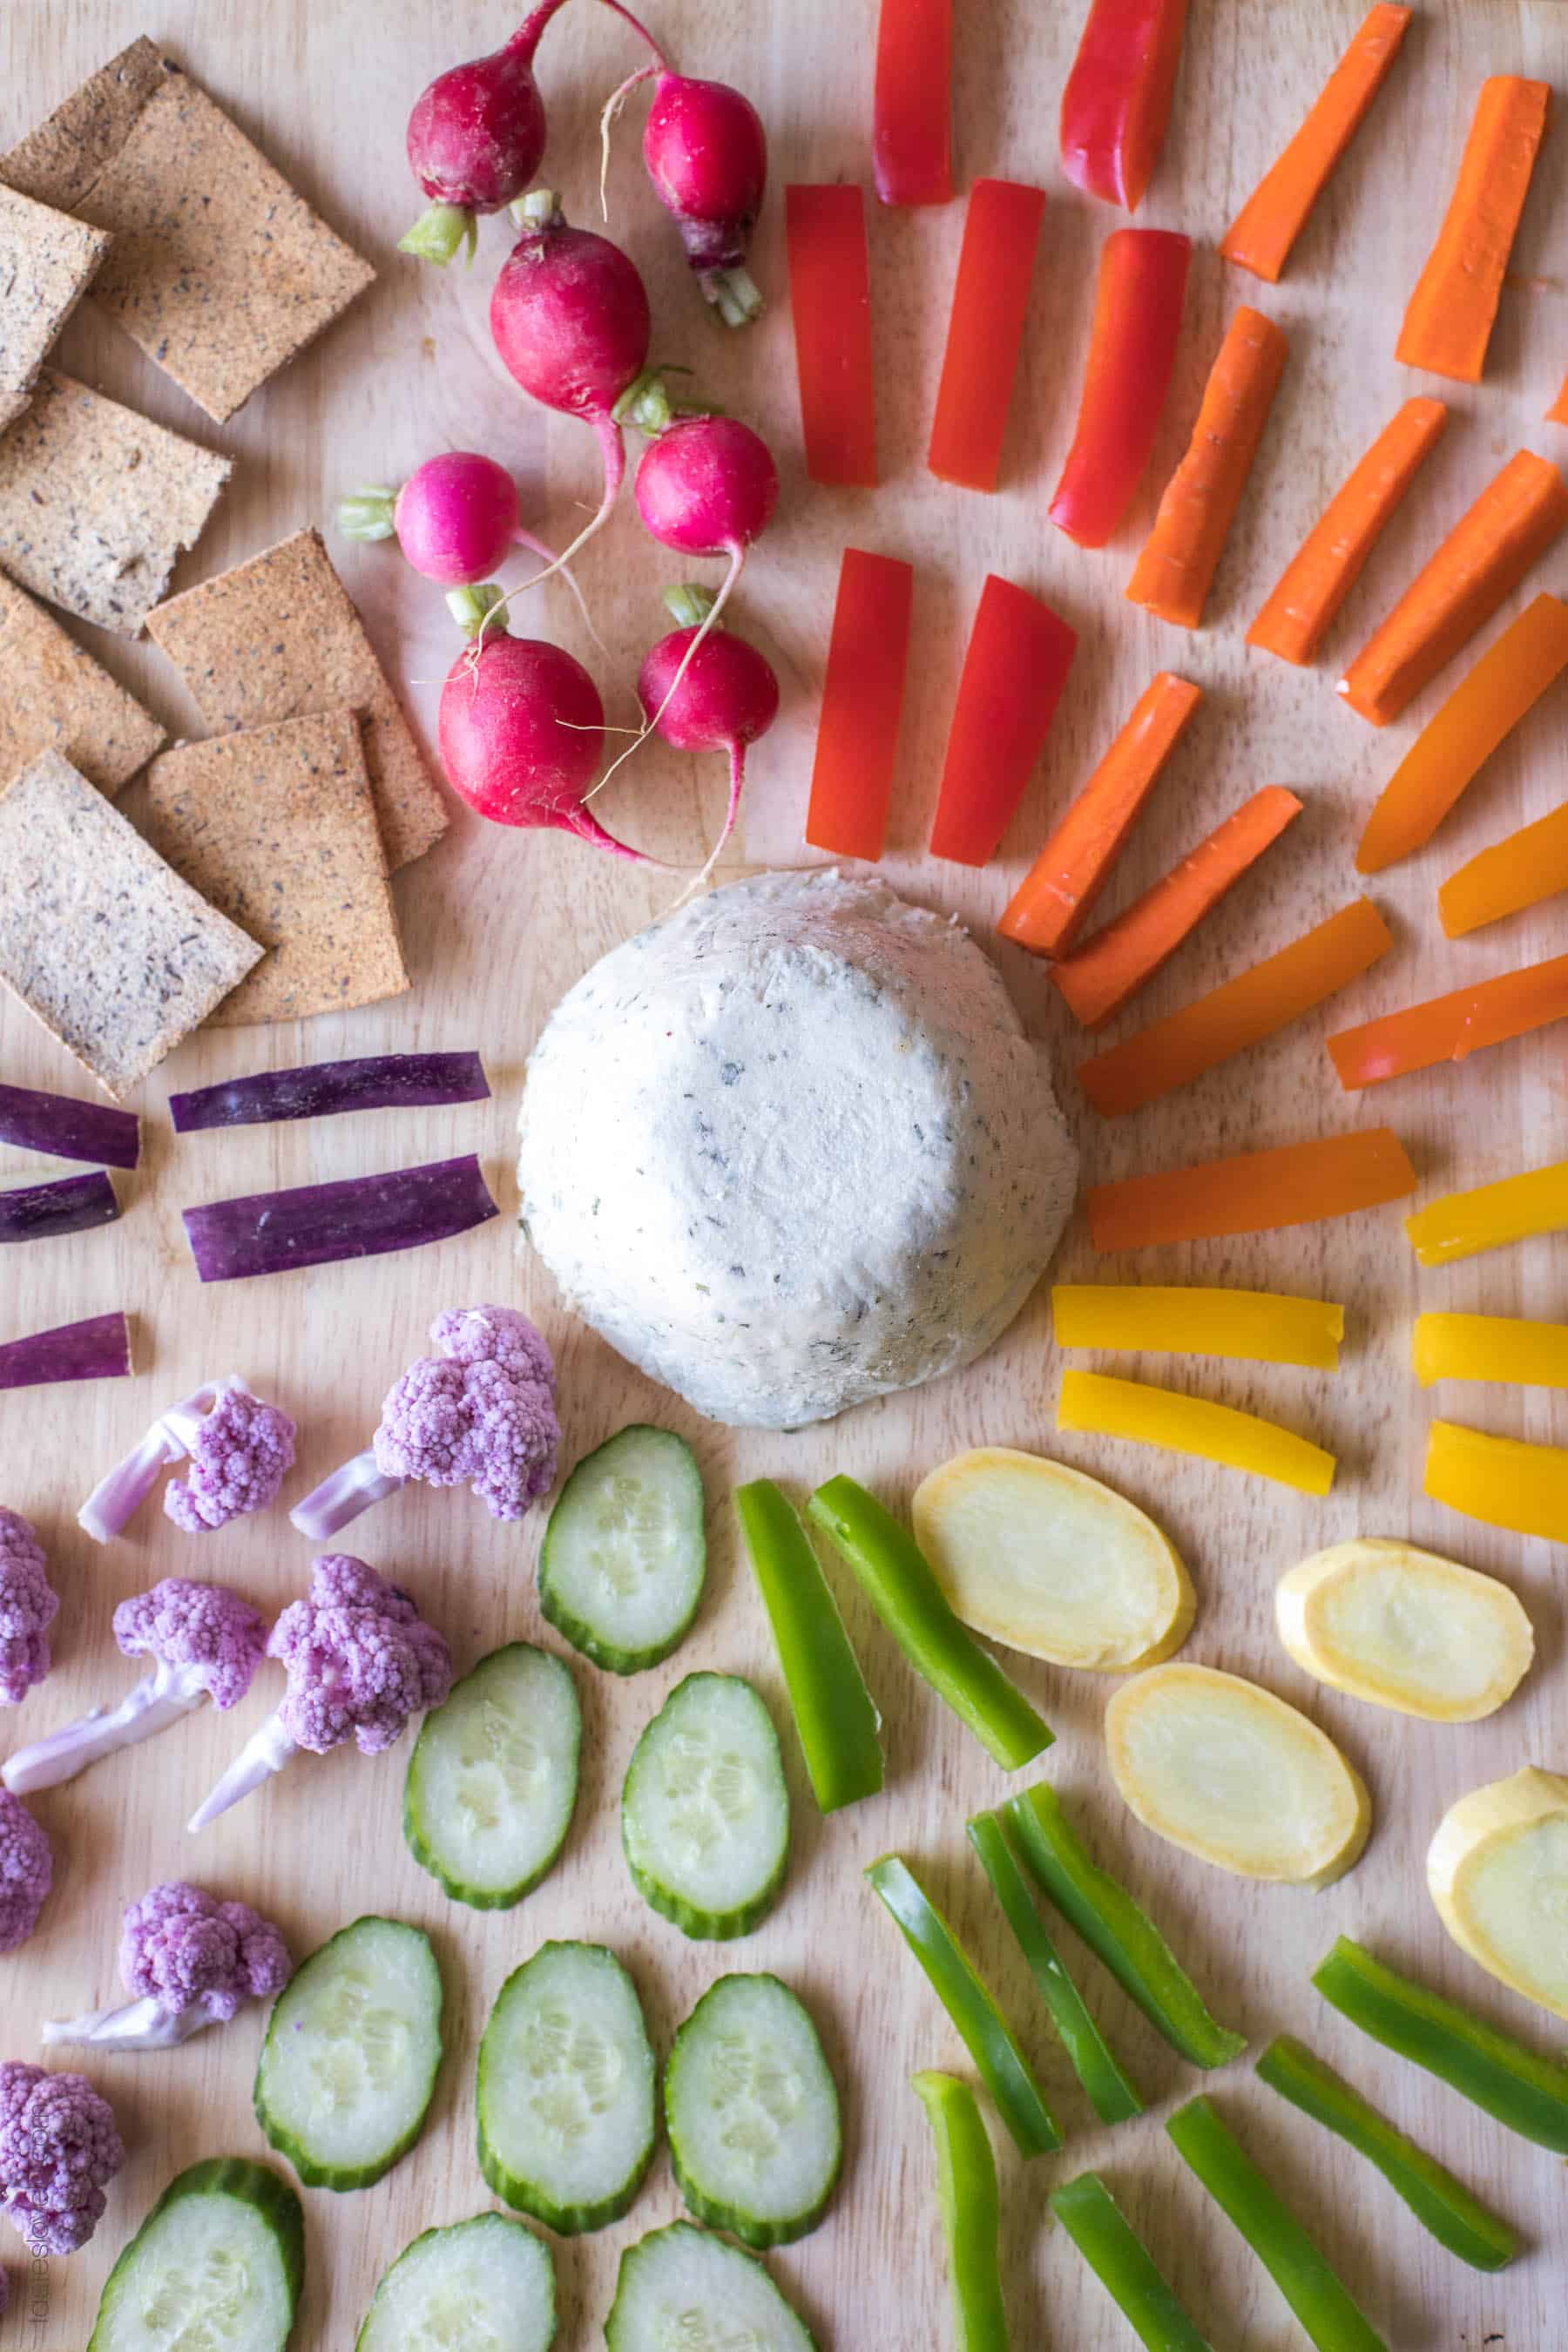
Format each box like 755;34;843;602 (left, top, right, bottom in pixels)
399;1;570;266
638;584;779;868
338;450;597;639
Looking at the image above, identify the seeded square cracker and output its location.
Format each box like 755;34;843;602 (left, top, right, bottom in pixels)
0;369;230;635
146;527;447;870
142;712;410;1026
0;747;262;1096
0;571;165;794
0;186;113;433
0;37;168;214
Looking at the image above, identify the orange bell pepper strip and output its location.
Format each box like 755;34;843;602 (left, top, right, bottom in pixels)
928;179;1049;492
1414;1311;1568;1391
1078;898;1392;1119
1051;786;1303;1030
1060;0;1191;213
1090;1129;1417;1251
1054;1284;1345;1370
1220;5;1413;283
785;185;878;486
1424;1419;1568;1543
1406;1159;1568;1267
1247;398;1448;667
1329;949;1568;1092
873;0;955;206
1440;798;1568;938
1050;228;1192;548
804;549;915;862
998;672;1200;958
1338;451;1568;726
929;577;1078;866
1397;78;1551;385
1127;307;1288;630
1058;1369;1336;1497
1548;372;1568;428
1358;593;1568;875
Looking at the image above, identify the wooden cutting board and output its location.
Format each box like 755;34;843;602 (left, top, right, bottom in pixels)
1;1;1564;2343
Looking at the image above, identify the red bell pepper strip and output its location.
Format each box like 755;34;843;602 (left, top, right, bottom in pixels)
785;185;878;486
803;549;914;861
928;179;1048;492
929;577;1077;867
1060;0;1192;213
1051;227;1191;548
1328;950;1568;1091
873;0;955;206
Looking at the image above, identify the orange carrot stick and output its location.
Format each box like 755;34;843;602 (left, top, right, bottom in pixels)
1220;5;1413;283
1078;898;1391;1117
1329;950;1568;1090
1247;397;1447;666
1337;450;1568;727
1356;592;1568;873
1087;1127;1417;1250
1439;800;1568;938
1548;373;1568;429
997;672;1201;957
1126;306;1288;629
1396;78;1551;385
1051;786;1303;1030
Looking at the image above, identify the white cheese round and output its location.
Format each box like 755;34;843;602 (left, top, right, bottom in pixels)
517;868;1078;1428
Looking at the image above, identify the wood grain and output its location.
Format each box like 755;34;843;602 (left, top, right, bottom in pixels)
1;3;1565;2345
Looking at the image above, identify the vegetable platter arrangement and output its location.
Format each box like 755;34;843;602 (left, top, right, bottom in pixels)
1;0;1567;2344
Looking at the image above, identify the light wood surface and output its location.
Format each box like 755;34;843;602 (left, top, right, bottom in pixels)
1;2;1565;2344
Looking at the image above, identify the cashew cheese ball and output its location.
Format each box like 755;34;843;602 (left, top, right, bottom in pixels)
516;868;1078;1428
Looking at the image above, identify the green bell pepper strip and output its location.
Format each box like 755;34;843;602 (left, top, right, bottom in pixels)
1313;1935;1568;2156
734;1479;884;1813
1166;2096;1389;2352
967;1810;1142;2126
866;1855;1062;2158
1256;2035;1517;2273
1003;1781;1245;2070
912;2072;1010;2352
806;1476;1053;1770
1048;2172;1213;2351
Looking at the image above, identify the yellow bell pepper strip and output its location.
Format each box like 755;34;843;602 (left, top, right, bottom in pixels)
1058;1369;1337;1497
1405;1156;1568;1266
1413;1310;1568;1390
1439;795;1568;936
1256;2035;1517;2273
911;2072;1010;2352
1423;1418;1568;1542
1166;2095;1389;2352
867;1856;1061;2159
734;1480;884;1814
1313;1935;1568;2154
966;1810;1143;2126
807;1477;1053;1770
1049;2172;1214;2351
1004;1780;1245;2069
1052;1283;1344;1369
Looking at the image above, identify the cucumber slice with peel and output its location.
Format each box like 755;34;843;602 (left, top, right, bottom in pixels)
477;1940;656;2234
356;2211;556;2351
539;1425;706;1673
254;1916;443;2191
88;2157;303;2352
606;2221;818;2352
665;1973;842;2247
404;1643;580;1908
622;1672;791;1938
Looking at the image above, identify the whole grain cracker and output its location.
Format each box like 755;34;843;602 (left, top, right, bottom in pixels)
78;71;375;426
146;527;447;870
0;185;113;432
0;747;262;1097
0;368;230;635
0;571;165;795
142;711;409;1026
0;37;167;214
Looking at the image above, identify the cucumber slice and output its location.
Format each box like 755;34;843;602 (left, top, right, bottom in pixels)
405;1643;581;1909
606;2221;818;2352
666;1973;842;2247
254;1916;443;2191
477;1940;656;2234
538;1425;706;1673
622;1672;791;1939
356;2211;556;2352
89;2157;303;2352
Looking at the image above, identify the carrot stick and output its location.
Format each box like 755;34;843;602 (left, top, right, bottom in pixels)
1328;950;1568;1090
1337;450;1568;727
1247;398;1448;666
1078;897;1391;1118
1220;5;1413;283
1547;373;1568;429
1396;78;1551;385
1439;800;1568;938
1356;592;1568;874
1126;306;1288;629
804;549;915;862
873;0;956;206
785;185;878;487
1088;1128;1418;1251
928;179;1048;492
929;576;1078;867
997;672;1201;957
1051;787;1303;1030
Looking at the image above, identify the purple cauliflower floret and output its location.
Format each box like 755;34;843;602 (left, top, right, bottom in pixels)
0;2061;123;2256
269;1555;452;1756
373;1305;558;1522
118;1882;292;2024
0;1511;58;1707
0;1793;51;1956
112;1578;268;1712
164;1389;297;1535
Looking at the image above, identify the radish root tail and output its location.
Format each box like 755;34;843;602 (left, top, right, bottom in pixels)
510;524;605;652
588;542;742;803
667;740;747;910
599;63;657;220
485;411;626;639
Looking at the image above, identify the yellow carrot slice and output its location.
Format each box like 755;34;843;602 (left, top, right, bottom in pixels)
1414;1312;1568;1391
1424;1420;1568;1541
1277;1540;1534;1725
1440;799;1568;938
1396;78;1551;385
1052;1285;1344;1370
1058;1369;1336;1496
1428;1769;1568;2024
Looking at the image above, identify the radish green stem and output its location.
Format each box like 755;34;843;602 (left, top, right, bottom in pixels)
705;264;764;328
399;203;477;267
337;487;399;541
448;584;508;639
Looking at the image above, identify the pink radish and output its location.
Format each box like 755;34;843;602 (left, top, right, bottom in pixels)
337;450;597;638
400;2;570;266
639;584;778;866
